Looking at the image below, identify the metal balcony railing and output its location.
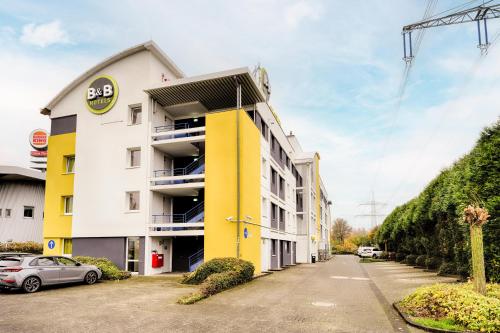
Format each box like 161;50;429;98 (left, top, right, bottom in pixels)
188;248;204;272
153;155;205;178
152;123;205;141
154;123;189;133
152;201;204;224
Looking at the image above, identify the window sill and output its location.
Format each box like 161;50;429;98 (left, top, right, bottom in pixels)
127;123;142;126
126;166;141;169
125;210;140;214
62;172;75;175
23;217;34;219
63;213;73;216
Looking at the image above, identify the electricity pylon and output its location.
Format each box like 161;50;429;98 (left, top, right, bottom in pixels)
356;191;387;229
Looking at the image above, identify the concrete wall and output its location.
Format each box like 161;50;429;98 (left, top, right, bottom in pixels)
73;237;127;270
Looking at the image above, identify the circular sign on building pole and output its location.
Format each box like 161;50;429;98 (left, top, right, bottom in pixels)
85;75;119;114
29;129;48;150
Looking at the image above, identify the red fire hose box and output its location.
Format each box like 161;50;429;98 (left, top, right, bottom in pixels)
152;253;164;268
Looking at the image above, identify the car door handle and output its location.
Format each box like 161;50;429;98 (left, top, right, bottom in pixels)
38;268;46;271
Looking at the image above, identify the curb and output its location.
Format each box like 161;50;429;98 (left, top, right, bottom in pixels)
392;302;477;333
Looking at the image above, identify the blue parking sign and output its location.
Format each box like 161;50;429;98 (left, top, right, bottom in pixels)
48;240;55;249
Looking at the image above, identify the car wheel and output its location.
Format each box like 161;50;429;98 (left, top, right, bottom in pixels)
22;276;41;293
372;254;377;258
84;271;98;285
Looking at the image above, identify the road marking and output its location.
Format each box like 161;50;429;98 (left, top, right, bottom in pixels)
330;276;370;280
312;301;336;307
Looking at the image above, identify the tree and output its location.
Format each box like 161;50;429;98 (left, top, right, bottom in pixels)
464;205;490;294
331;218;352;244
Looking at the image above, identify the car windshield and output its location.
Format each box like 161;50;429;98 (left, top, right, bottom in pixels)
0;258;23;267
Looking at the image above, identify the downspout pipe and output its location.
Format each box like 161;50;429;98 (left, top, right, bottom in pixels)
235;76;242;258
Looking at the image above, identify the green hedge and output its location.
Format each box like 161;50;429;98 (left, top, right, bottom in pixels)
73;256;131;280
0;241;43;254
406;254;418;266
181;257;254;285
178;257;254;304
425;257;442;270
415;255;427;267
399;283;500;333
438;262;457;276
395;253;407;262
376;120;500;281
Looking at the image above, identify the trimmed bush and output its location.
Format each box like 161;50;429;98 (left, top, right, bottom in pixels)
73;256;131;280
415;255;428;268
379;252;389;260
399;283;500;333
438;262;457;276
395;253;406;262
182;257;254;285
178;257;255;304
406;254;418;265
425;257;442;270
0;241;43;254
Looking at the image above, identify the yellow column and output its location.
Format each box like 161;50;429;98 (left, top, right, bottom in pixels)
204;109;261;273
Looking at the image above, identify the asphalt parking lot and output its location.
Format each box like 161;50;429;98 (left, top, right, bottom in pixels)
1;256;457;333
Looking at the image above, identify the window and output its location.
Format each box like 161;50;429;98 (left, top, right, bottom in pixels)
127;237;140;272
262;157;267;178
58;256;76;266
63;196;73;215
127;148;141;167
23;206;34;218
127;191;140;211
262;197;267;218
0;209;2;217
63;239;72;255
37;257;57;266
129;105;142;125
5;209;11;218
271;239;277;256
65;156;75;173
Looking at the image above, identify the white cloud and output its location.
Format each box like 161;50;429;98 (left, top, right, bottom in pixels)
20;20;69;47
284;1;322;28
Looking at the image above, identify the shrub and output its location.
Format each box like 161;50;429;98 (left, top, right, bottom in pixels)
415;255;428;267
406;254;418;265
332;243;356;254
379;252;389;260
395;253;406;262
399;283;500;333
0;241;43;254
438;262;457;276
178;258;255;304
73;256;131;280
182;257;254;285
425;257;442;270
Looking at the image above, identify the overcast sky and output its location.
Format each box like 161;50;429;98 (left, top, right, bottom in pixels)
0;0;499;229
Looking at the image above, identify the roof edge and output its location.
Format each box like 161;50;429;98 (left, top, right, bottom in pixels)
41;40;185;116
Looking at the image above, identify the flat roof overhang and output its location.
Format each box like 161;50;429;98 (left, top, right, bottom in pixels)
145;67;266;111
151;183;204;196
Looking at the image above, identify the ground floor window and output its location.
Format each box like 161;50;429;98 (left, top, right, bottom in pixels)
63;238;72;255
271;239;277;256
127;237;140;272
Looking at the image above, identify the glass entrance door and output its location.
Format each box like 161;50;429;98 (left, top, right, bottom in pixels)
127;237;140;272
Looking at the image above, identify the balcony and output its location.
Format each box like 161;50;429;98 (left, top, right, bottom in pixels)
149;202;204;236
151;156;205;196
151;124;205;157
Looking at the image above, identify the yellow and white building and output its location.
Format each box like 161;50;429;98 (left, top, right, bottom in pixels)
41;41;331;275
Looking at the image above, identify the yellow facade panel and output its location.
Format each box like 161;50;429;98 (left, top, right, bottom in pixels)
205;109;261;273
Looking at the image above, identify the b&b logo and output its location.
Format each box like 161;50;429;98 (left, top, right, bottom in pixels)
85;75;119;114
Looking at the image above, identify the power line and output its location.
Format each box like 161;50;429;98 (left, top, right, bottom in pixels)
356;191;387;229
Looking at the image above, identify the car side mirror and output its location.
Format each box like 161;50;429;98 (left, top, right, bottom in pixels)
76;262;81;266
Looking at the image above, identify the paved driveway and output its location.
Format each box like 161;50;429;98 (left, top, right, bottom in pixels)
1;256;457;333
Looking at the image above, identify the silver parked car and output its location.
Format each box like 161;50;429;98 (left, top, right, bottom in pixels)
0;255;102;293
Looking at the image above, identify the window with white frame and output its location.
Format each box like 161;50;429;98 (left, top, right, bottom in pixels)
23;206;34;218
262;157;267;178
262;197;267;218
127;148;141;168
129;105;142;125
127;191;140;211
5;209;12;218
0;208;2;217
63;196;73;215
65;155;75;173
